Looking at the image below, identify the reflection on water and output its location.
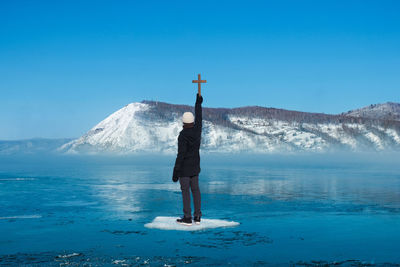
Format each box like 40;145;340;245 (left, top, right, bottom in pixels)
204;167;400;209
0;154;400;265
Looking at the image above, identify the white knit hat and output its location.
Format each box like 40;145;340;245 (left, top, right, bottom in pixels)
182;112;194;123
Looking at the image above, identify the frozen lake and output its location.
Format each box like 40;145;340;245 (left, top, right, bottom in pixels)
1;153;400;266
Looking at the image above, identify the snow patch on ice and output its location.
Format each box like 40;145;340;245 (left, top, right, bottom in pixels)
144;216;239;231
0;178;35;181
56;252;82;259
0;214;42;220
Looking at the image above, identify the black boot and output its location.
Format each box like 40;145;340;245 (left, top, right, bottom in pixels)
176;217;192;226
194;216;201;225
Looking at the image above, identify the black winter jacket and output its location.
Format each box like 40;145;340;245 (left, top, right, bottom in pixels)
173;94;203;178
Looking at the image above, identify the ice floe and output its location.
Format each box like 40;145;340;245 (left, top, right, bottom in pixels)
144;216;239;231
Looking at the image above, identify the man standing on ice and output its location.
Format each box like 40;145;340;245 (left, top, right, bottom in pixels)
172;74;206;226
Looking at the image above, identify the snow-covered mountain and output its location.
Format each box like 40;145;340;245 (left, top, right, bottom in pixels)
342;102;400;121
59;101;400;154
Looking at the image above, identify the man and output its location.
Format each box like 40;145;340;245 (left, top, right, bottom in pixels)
172;93;203;226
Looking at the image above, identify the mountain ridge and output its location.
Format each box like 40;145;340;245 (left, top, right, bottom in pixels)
0;138;74;155
59;101;400;154
342;102;400;121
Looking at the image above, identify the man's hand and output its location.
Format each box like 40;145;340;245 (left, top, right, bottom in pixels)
196;93;203;104
172;168;179;182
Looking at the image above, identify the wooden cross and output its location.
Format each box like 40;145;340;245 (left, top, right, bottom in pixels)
192;74;206;96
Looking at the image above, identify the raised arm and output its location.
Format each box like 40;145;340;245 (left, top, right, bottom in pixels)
195;93;203;129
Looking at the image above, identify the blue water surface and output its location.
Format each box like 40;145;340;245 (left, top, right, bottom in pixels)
0;153;400;266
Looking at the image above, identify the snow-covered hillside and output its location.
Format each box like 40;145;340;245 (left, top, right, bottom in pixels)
59;103;182;154
59;101;400;154
343;102;400;121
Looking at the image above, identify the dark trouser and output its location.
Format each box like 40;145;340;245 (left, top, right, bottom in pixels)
179;175;202;219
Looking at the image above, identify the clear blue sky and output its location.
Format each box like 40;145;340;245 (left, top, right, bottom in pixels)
1;0;399;139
